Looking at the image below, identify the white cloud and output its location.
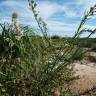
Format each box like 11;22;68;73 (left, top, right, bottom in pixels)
38;1;59;19
38;1;78;19
0;18;11;23
61;6;77;18
0;0;78;23
47;20;76;31
0;0;78;19
0;0;36;24
76;0;96;9
46;20;77;36
0;0;83;36
47;19;96;37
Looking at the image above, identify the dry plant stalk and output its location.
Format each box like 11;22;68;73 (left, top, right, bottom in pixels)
12;12;20;34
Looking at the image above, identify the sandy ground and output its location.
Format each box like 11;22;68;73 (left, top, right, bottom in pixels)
70;62;96;95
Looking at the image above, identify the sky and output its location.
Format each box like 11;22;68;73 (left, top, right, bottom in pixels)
0;0;96;37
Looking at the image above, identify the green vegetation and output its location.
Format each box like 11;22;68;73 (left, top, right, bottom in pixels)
0;0;96;96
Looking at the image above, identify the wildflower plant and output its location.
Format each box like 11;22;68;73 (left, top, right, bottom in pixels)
0;0;96;96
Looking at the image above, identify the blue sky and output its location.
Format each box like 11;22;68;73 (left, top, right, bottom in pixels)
0;0;96;37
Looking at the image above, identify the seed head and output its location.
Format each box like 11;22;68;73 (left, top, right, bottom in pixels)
12;12;18;19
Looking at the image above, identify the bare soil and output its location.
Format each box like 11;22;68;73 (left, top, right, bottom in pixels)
69;62;96;95
68;51;96;95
